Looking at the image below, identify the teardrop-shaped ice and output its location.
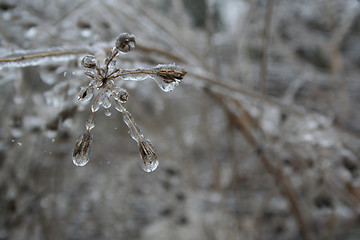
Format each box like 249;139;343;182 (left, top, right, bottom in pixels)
104;109;111;117
72;131;93;167
91;103;99;112
78;86;94;102
100;93;111;109
139;139;159;172
153;64;186;92
141;158;159;172
85;118;95;130
153;75;180;92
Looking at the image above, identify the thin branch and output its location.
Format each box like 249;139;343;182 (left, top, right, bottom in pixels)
259;0;276;94
0;48;90;63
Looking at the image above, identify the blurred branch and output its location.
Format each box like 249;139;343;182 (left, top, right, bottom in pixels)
259;0;276;94
207;88;315;240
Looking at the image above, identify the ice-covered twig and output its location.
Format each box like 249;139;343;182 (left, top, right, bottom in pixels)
72;33;186;172
0;47;91;69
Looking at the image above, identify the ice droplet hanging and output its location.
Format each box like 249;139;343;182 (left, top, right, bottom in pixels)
72;131;93;167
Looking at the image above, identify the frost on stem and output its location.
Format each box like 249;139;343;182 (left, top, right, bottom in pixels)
73;32;186;172
72;131;93;167
139;139;159;172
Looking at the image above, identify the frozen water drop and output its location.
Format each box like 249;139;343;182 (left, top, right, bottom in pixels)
104;109;111;117
72;131;93;167
153;64;186;92
139;139;159;172
78;87;94;102
11;139;15;143
114;89;129;103
115;102;124;113
116;33;136;53
100;93;111;109
17;142;22;146
141;159;159;172
85;118;95;130
91;103;99;112
153;76;180;92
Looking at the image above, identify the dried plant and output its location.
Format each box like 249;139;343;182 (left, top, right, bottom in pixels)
72;33;186;172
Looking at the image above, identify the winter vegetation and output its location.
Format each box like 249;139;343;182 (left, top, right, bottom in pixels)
0;0;360;239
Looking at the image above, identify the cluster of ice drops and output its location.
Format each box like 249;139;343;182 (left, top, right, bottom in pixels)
72;33;186;172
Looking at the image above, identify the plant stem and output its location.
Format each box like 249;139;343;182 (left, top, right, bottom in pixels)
87;91;100;131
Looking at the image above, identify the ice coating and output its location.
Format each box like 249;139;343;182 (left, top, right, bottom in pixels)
99;92;111;108
122;109;144;142
85;118;95;130
154;64;186;92
78;86;94;102
81;55;98;69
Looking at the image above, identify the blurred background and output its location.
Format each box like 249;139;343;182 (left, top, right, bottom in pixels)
1;0;360;239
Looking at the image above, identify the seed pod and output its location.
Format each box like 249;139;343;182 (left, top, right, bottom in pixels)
81;55;98;69
156;68;187;83
116;33;136;53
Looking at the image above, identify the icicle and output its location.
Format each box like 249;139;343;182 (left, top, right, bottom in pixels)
72;131;93;167
104;109;112;117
